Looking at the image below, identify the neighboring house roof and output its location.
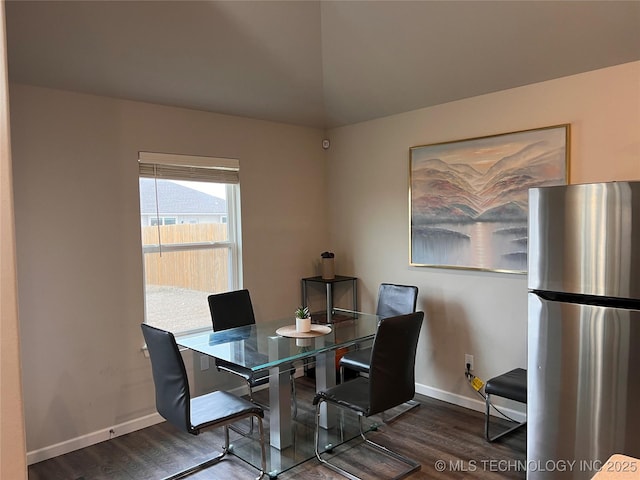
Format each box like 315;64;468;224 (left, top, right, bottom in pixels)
139;178;226;215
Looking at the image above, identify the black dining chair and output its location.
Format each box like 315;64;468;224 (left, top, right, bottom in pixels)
339;284;419;423
208;290;297;422
338;283;418;383
313;311;424;480
141;323;266;480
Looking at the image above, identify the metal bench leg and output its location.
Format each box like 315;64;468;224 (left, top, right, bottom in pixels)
485;393;526;442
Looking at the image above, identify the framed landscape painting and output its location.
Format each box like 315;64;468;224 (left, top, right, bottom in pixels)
409;124;569;273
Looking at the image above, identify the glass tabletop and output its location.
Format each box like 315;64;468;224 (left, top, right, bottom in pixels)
176;309;382;477
176;309;380;371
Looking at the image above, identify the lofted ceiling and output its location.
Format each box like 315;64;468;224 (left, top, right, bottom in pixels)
5;0;640;129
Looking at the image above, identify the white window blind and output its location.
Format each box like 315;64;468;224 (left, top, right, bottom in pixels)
138;152;239;183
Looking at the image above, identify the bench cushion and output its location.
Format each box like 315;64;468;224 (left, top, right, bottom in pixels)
485;368;527;404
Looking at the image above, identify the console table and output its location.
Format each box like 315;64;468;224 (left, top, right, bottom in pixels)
301;275;357;324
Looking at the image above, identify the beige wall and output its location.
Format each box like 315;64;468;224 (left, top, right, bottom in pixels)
8;61;639;462
9;84;327;455
325;61;640;410
0;1;27;477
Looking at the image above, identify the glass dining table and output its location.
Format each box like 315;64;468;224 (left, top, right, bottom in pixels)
176;308;380;477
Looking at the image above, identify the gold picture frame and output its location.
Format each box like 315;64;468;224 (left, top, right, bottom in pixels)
409;124;570;273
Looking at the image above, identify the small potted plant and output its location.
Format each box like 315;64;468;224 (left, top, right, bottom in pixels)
295;306;311;333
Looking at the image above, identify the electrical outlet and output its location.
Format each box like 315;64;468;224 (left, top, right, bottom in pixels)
200;355;209;371
465;354;474;371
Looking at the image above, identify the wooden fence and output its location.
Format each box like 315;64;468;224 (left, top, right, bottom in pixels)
141;223;229;293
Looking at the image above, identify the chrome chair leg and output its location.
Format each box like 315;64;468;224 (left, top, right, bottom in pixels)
291;374;298;418
161;421;262;480
254;414;267;480
381;399;420;424
357;415;420;477
160;449;227;480
229;381;258;436
314;400;421;480
314;401;361;480
232;373;298;435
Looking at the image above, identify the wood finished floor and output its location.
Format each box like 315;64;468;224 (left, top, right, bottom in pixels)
28;377;525;480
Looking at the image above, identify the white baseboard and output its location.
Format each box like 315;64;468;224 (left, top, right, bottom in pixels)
27;383;252;466
28;381;524;465
415;382;527;423
27;413;164;465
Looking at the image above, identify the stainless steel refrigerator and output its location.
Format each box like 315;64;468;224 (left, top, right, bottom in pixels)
528;181;640;479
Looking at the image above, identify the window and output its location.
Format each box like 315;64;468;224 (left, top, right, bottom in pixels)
139;152;241;334
149;217;177;226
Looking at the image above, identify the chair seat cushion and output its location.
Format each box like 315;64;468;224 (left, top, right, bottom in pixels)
215;359;270;387
339;348;372;373
216;358;295;388
485;368;527;404
191;390;263;431
313;377;371;416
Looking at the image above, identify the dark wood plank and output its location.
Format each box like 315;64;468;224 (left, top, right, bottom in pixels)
28;377;525;479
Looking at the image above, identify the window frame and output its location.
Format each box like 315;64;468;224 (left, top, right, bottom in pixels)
138;152;242;335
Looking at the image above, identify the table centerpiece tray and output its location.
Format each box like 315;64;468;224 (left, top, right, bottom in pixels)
275;324;332;338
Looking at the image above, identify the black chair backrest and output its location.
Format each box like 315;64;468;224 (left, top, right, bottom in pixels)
208;289;256;332
368;312;424;415
141;323;194;434
376;283;418;319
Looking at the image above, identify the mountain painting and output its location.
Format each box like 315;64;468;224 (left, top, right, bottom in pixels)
410;125;568;273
